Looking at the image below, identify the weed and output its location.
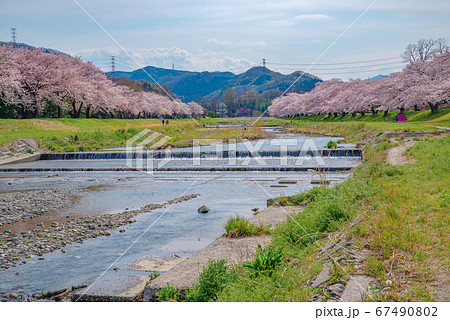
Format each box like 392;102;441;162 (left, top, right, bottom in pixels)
286;186;327;206
186;259;233;302
224;216;270;237
156;284;179;301
145;272;160;286
243;245;283;276
365;256;385;280
327;140;338;149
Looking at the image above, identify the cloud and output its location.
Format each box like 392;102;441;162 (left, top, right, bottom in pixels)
207;38;267;48
295;14;330;21
69;46;255;73
207;37;231;46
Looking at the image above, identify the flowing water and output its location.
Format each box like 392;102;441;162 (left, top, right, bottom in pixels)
0;132;361;296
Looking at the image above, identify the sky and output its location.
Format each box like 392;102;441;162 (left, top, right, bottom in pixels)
0;0;449;80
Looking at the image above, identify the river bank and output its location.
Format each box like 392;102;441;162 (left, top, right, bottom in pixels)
207;130;449;302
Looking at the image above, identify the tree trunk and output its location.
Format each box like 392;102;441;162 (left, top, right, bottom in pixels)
71;101;77;118
86;106;90;119
370;106;377;114
57;106;62;118
34;107;39;118
428;102;438;113
20;107;27;119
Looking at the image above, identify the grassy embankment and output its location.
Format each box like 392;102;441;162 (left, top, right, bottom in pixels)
0;118;268;152
152;110;449;302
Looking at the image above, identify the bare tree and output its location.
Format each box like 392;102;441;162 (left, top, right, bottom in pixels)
401;38;447;62
435;38;449;54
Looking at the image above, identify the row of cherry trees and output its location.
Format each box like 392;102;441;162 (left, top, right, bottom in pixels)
268;52;450;117
0;46;203;118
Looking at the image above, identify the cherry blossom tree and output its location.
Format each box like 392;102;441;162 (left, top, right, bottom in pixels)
269;51;450;117
13;47;60;117
0;45;21;102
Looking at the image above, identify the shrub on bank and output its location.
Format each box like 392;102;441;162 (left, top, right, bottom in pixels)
224;216;270;237
156;284;179;302
186;259;233;302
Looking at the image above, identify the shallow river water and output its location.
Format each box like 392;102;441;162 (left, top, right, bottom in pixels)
0;133;361;296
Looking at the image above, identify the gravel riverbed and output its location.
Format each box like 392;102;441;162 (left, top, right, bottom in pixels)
0;193;199;271
0;189;75;226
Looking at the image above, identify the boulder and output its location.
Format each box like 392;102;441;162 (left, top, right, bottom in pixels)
197;205;210;214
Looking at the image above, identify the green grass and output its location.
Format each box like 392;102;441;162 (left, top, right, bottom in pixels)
186;259;233;302
326;140;338;149
0;118;268;151
224;216;271;237
1;109;448;151
214;130;449;301
156;284;180;302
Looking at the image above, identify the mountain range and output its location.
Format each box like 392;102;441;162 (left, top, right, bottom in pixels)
110;66;322;102
1;42;322;102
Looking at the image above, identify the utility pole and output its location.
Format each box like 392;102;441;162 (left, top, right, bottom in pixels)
110;56;116;72
262;58;266;68
11;28;17;43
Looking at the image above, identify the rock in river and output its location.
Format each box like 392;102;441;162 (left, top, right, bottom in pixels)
197;205;210;214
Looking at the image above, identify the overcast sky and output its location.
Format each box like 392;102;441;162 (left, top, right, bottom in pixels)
0;0;449;80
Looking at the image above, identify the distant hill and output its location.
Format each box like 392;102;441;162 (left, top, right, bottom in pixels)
0;41;70;57
110;66;321;102
368;74;390;80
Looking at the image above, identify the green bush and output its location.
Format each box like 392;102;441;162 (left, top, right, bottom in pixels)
224;216;270;237
243;245;283;276
327;140;338;149
186;259;233;302
381;165;404;177
156;284;179;301
288;187;326;206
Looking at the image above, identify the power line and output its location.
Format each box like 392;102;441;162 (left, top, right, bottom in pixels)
279;66;404;76
268;56;402;66
269;61;406;71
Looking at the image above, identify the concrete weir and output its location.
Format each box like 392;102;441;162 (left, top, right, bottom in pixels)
40;148;362;160
0;166;355;172
142;206;302;302
0;153;41;166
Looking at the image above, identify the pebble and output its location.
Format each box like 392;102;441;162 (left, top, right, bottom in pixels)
0;189;74;227
0;193;200;271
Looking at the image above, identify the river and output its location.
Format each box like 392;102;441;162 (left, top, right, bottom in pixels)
0;131;361;298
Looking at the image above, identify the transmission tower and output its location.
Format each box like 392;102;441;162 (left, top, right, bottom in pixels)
262;58;266;68
11;28;17;43
110;56;116;72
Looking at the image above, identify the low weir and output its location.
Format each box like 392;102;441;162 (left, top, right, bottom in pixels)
0;166;354;172
39;148;362;160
